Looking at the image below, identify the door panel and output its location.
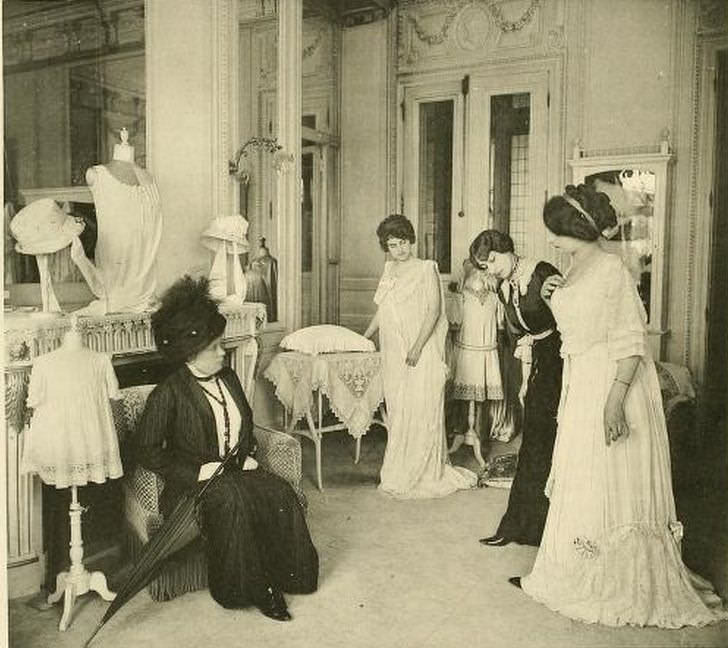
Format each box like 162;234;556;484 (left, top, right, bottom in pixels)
401;70;551;274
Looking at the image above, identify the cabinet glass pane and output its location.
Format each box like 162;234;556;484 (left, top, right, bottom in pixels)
418;100;453;273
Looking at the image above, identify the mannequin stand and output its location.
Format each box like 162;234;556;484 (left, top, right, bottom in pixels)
35;253;61;313
448;400;486;470
47;485;116;631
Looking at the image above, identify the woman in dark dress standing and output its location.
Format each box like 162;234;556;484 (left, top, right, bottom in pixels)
471;231;563;547
132;276;318;621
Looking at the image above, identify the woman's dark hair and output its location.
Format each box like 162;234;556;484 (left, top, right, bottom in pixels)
469;230;514;267
543;183;617;242
376;214;415;252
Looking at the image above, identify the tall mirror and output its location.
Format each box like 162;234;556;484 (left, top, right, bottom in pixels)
238;0;338;328
570;152;674;358
3;0;145;304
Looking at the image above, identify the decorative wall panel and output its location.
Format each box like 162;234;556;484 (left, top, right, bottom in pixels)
397;0;564;74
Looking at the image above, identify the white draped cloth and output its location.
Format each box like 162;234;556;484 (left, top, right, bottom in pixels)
76;165;162;315
375;258;476;498
264;351;385;439
522;252;727;627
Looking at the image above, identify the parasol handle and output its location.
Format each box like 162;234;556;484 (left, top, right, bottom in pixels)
84;622;103;648
195;439;243;501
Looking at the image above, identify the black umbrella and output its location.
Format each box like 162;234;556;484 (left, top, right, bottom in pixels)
84;442;241;647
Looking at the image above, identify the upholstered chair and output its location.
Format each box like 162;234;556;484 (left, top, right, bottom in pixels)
112;385;305;601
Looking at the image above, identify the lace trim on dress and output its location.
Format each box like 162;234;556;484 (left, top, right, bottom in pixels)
30;459;123;487
451;383;504;401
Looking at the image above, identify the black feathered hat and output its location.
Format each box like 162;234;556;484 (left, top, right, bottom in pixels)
151;275;227;363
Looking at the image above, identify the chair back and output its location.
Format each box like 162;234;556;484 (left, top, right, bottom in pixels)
112;384;155;445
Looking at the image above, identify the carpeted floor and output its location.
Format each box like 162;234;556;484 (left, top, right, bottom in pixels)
8;425;728;648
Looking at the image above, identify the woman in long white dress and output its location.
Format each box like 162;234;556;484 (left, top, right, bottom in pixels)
517;184;727;627
364;215;477;498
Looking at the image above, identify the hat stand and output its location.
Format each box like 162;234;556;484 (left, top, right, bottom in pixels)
208;239;248;305
35;253;62;313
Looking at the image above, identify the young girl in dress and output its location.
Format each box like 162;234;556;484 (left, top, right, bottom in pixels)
515;184;727;627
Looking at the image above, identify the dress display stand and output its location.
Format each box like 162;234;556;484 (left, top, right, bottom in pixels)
448;401;486;469
247;238;278;321
71;127;162;316
21;317;122;631
447;264;507;471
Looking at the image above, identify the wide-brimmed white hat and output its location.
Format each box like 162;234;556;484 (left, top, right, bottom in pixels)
201;214;250;253
10;198;84;255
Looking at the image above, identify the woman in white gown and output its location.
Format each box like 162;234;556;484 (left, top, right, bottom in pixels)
517;184;727;627
364;215;477;498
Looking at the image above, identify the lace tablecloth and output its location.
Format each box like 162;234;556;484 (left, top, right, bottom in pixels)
264;351;385;439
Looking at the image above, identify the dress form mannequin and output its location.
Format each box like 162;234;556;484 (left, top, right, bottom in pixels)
248;237;278;321
85;128;140;188
25;315;119;630
71;127;162;315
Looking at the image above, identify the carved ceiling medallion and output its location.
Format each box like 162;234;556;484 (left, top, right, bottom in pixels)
455;5;492;51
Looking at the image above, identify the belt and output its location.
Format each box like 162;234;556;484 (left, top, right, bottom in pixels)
514;328;554;403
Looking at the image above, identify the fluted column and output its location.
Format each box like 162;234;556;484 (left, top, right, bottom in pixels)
277;0;303;332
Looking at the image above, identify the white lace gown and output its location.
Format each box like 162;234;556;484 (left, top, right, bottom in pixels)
375;258;476;498
21;346;123;488
521;252;727;627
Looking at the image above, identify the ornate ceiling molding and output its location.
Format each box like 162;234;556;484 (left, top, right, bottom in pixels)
3;0;144;70
398;0;549;71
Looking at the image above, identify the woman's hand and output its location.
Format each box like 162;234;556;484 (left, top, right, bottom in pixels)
603;383;630;446
540;274;564;303
198;461;222;481
242;456;258;471
406;343;423;367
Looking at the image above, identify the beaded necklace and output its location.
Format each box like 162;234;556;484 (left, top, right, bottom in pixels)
195;375;230;454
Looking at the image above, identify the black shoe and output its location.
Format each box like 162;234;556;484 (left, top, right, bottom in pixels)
479;535;512;547
257;588;292;622
508;576;522;589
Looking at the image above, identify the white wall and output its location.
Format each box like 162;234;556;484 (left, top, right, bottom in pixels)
582;0;674;150
146;0;215;290
339;20;391;332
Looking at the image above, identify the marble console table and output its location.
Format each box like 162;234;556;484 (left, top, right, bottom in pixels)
4;302;266;598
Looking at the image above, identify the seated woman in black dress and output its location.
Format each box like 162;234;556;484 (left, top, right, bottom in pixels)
132;276;318;621
470;231;563;547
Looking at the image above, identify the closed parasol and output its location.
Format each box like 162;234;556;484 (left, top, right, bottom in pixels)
84;441;241;647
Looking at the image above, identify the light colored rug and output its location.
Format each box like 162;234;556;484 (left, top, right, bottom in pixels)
8;427;728;648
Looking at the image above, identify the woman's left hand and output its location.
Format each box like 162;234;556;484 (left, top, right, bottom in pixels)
603;384;630;446
406;344;423;367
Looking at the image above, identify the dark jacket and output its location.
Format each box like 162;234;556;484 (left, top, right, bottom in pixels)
132;365;255;515
499;261;560;338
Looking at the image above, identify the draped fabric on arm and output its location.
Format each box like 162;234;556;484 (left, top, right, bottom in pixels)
423;261;441;314
133;384;201;492
606;258;648;360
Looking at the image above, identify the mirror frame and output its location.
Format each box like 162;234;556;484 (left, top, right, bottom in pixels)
569;151;675;359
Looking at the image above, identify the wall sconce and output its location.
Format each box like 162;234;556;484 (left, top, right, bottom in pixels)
229;136;283;184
